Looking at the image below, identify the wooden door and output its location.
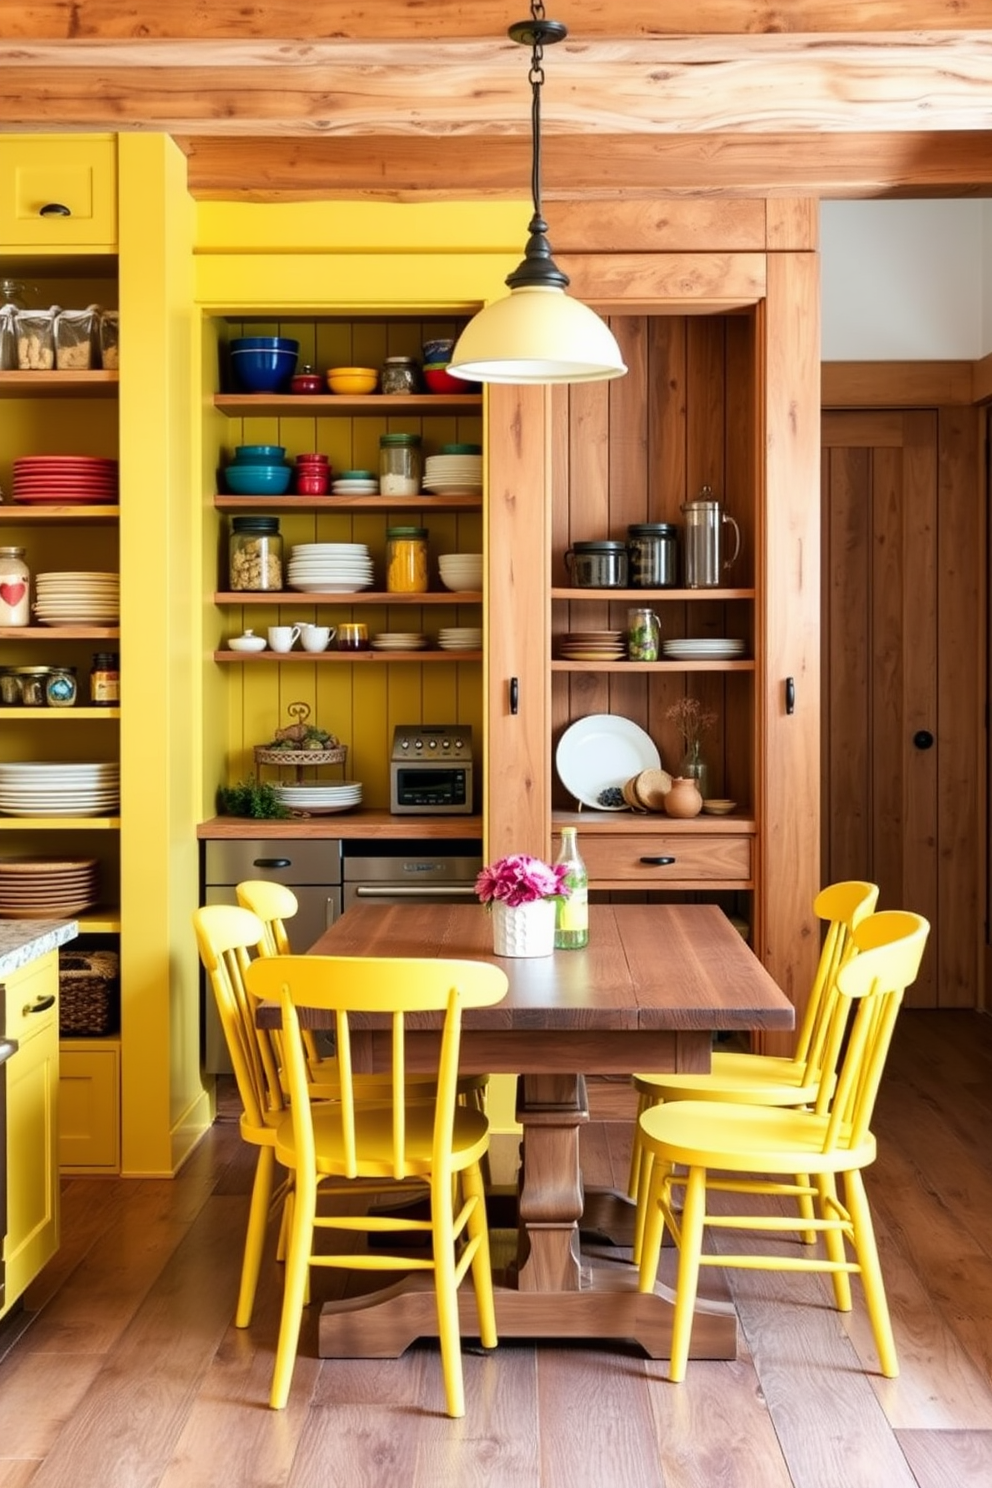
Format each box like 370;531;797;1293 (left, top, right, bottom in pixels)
820;409;981;1007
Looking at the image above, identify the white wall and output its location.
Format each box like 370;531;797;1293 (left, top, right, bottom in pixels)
821;199;992;360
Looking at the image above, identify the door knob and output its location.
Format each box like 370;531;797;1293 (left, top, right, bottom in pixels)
913;729;934;750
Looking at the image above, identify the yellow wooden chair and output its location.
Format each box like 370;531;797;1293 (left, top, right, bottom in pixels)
192;903;290;1329
244;951;508;1417
626;879;879;1258
236;877;491;1110
635;908;929;1382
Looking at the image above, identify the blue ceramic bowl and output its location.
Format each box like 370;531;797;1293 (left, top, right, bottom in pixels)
230;336;300;354
230;346;299;393
423;337;456;363
234;444;286;463
224;462;293;495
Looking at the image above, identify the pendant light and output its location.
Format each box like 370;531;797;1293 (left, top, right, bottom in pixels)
447;3;627;386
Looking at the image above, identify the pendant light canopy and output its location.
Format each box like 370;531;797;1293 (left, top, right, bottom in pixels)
448;6;627;387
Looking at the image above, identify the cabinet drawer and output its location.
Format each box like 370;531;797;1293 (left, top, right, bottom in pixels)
59;1041;120;1173
0;136;117;249
575;832;752;884
4;951;59;1043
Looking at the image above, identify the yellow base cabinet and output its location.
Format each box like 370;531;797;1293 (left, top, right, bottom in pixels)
3;951;60;1319
0;134;117;251
58;1040;120;1174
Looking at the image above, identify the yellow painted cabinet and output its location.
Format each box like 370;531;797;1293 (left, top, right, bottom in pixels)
0;135;117;251
58;1040;120;1172
3;951;60;1317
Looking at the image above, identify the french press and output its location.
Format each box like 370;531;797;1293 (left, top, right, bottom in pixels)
680;486;741;588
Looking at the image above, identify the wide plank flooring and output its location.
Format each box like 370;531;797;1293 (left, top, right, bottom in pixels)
1;1010;991;1487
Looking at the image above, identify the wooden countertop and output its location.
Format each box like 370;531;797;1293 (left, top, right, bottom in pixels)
198;811;483;841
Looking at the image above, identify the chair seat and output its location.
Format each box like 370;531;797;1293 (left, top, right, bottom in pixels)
633;1051;818;1107
275;1101;492;1177
639;1098;877;1175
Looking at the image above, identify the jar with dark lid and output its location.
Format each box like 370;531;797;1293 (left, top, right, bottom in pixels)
379;432;422;496
229;515;283;591
386;525;429;593
627;523;679;588
380;356;421;395
90;653;119;706
46;666;77;707
563;539;628;589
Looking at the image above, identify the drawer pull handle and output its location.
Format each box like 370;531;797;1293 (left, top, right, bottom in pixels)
39;202;71;217
640;855;676;865
253;857;291;869
23;995;56;1016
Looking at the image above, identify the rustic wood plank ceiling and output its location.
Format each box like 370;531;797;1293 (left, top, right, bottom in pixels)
3;1;992;199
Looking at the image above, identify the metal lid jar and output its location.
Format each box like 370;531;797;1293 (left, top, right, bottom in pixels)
229;516;283;591
563;540;628;589
627;523;679;588
379;432;422;497
0;546;30;625
380;356;422;395
46;666;77;707
386;525;429;593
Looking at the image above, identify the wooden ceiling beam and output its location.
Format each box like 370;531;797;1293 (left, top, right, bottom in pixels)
180;131;992;201
4;2;992;41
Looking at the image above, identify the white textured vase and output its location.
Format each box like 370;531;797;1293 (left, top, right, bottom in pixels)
491;898;557;958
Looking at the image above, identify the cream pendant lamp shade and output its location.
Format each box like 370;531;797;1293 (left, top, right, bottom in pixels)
447;8;627;388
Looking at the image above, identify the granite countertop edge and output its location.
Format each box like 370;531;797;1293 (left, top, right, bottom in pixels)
0;920;79;978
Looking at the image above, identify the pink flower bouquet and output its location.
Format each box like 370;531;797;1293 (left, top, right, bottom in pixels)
475;853;572;909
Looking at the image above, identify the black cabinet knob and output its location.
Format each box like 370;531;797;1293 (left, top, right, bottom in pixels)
39;202;71;217
913;730;935;750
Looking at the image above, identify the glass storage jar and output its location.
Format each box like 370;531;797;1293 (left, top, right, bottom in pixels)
46;667;77;707
90;652;119;705
627;523;679;588
379;433;422;496
0;546;30;625
13;667;49;706
380;356;421;394
563;539;628;588
386;526;429;593
229;516;283;591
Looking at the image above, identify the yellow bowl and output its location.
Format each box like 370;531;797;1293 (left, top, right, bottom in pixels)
326;366;379;395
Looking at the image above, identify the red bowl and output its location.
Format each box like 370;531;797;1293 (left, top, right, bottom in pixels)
423;364;471;395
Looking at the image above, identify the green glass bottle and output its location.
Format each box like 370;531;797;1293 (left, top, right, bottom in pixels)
554;826;589;949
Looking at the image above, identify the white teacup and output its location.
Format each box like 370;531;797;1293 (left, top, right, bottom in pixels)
299;624;335;653
267;624;301;653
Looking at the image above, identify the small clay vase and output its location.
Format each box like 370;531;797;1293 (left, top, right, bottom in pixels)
663;775;703;819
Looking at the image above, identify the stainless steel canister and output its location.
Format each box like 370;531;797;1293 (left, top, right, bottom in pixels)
563;540;628;588
627;523;678;588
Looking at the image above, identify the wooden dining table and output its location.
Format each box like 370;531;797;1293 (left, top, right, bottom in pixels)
269;899;795;1362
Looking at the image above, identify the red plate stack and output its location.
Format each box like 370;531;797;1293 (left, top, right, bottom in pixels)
11;455;119;505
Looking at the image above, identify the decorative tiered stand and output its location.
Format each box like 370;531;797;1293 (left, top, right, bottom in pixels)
253;701;350;813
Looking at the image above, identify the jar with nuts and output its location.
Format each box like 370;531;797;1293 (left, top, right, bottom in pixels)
229;516;284;591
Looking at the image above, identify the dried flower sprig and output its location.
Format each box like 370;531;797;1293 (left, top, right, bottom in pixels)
475;854;572;909
665;697;717;753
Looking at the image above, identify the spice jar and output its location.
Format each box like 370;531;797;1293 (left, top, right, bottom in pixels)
380;356;421;395
627;608;660;661
90;652;119;706
46;666;77;707
386;526;429;593
0;669;19;705
289;363;323;395
229;516;283;591
15;667;49;706
0;547;30;625
379;433;422;496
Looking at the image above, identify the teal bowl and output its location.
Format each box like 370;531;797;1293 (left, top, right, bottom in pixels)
224;463;293;495
234;444;286;463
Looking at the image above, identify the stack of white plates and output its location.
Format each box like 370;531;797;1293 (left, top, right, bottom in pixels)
438;553;483;592
0;855;100;919
0;761;119;817
423;454;483;496
287;542;374;594
437;627;482;651
370;632;428;651
661;637;747;661
270;781;363;815
34;571;119;626
330;473;378;496
559;630;626;660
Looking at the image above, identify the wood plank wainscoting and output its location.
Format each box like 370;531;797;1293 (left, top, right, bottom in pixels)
0;1011;990;1486
822;362;986;1011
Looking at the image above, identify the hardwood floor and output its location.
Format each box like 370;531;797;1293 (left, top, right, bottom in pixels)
2;1010;992;1487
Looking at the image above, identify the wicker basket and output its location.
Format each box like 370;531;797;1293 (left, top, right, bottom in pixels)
59;949;120;1036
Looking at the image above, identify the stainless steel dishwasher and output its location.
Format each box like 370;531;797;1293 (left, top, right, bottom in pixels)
342;838;483;912
200;837;343;1072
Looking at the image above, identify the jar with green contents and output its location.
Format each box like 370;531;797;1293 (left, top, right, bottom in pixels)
627;607;660;661
386;526;429;594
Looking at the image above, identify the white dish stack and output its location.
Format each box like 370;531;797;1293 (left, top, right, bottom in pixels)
34;571;119;625
423;453;483;496
437;553;483;592
287;542;374;594
0;761;120;817
437;627;482;651
269;781;363;815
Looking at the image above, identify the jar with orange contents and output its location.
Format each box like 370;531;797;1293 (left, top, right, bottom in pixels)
386;526;429;594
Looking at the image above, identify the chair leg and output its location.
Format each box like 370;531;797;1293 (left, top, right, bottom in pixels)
269;1170;317;1410
463;1161;497;1349
627;1091;657;1202
631;1147;656;1267
845;1169;899;1378
237;1146;276;1328
431;1173;466;1418
668;1165;707;1384
816;1172;853;1312
636;1153;668;1294
795;1170;817;1245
